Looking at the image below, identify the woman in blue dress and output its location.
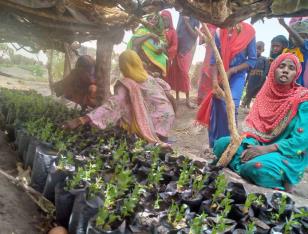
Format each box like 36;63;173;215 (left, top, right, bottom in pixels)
197;22;257;147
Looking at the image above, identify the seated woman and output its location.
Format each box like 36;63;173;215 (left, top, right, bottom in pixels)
54;55;97;109
127;14;167;78
63;50;176;144
214;53;308;192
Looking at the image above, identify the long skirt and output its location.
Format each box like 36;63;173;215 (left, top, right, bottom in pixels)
197;72;212;105
168;49;194;93
213;136;308;190
208;71;246;147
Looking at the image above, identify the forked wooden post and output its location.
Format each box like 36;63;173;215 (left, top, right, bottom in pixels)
197;24;242;167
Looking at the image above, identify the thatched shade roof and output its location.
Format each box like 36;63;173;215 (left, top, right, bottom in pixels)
0;0;307;51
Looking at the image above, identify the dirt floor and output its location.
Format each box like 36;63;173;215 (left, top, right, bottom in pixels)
0;132;43;234
0;73;307;233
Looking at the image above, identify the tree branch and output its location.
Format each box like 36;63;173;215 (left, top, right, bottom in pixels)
197;24;242;167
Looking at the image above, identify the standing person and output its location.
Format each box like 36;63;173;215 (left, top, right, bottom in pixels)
160;10;178;83
241;41;270;109
128;14;167;78
168;14;200;108
269;35;289;62
279;18;308;87
63;50;176;144
213;53;308;192
196;22;257;148
197;24;217;105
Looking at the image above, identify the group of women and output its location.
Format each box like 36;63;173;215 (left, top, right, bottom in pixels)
59;14;308;193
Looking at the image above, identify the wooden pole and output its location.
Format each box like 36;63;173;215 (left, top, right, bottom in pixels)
196;25;242;167
95;36;113;104
47;49;54;95
95;28;124;104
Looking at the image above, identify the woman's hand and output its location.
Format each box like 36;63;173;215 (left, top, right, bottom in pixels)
212;84;225;100
241;144;277;162
226;67;237;78
62;117;84;130
148;33;159;43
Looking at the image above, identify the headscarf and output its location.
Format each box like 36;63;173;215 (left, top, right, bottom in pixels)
160;10;177;60
119;50;148;83
196;22;255;127
160;10;174;30
220;22;256;71
127;14;167;76
290;19;308;34
270;35;289;59
244;53;308;142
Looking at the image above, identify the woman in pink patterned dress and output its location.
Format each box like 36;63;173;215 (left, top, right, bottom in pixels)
63;50;176;143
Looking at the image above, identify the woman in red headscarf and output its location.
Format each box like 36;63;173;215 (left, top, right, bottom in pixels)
161;10;178;82
196;22;257;147
213;53;308;191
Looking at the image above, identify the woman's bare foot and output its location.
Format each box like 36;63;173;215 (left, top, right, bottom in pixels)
186;101;196;109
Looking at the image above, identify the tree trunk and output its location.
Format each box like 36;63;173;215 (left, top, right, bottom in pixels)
47;49;54;95
198;25;242;167
95;37;114;104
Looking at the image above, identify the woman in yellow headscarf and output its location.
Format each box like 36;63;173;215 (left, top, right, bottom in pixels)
63;50;176;143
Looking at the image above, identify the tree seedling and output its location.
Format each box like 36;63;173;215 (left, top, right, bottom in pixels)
57;152;74;171
177;160;195;191
87;177;104;200
243;193;257;214
154;194;162;210
120;184;145;217
104;183;119;209
192;174;208;198
95;206;119;231
189;213;208;234
272;194;287;222
246;221;255;234
167;202;188;229
212;174;228;207
284;209;308;234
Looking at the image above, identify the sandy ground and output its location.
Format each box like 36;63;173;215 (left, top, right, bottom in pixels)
0;132;43;234
0;73;307;232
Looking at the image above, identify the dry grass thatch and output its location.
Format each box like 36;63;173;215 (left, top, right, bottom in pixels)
0;0;307;50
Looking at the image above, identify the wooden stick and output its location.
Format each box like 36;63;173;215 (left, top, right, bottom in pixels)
0;168;55;215
196;24;242;167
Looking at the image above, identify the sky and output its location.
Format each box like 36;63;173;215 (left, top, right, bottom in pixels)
12;8;290;64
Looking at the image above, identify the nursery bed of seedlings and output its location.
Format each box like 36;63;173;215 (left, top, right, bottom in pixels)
0;88;307;234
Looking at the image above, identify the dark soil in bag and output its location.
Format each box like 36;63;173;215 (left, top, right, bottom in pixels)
87;217;127;234
30;144;58;192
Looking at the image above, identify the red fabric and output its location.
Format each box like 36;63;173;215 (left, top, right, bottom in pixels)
168;50;194;92
197;24;217;104
196;22;255;125
196;91;213;126
161;10;178;60
245;53;308;142
220;22;255;71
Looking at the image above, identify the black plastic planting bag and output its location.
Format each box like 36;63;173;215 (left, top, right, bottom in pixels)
5;124;16;142
43;163;70;203
24;137;41;168
18;130;31;160
69;193;102;234
30;144;58;192
87;217;127;234
55;182;75;228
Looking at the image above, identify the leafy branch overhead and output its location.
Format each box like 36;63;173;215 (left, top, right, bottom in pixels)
1;0;308;50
